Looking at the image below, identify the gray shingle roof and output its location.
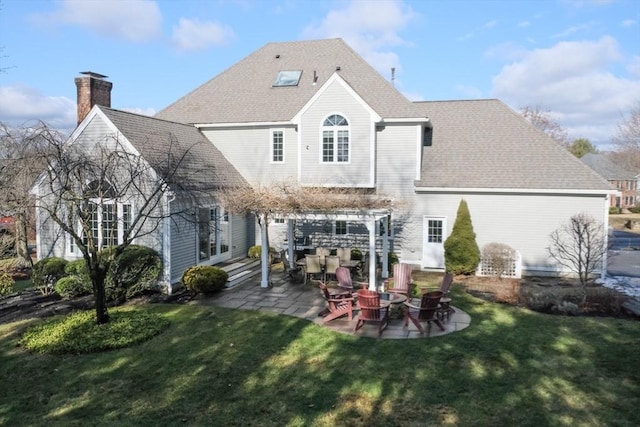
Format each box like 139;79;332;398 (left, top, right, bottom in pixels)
580;153;637;180
156;38;424;124
414;100;611;190
99;107;247;192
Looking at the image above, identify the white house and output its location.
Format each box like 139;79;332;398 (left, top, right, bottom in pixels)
35;38;613;292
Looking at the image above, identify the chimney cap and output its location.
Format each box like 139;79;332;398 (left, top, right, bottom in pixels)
79;71;108;79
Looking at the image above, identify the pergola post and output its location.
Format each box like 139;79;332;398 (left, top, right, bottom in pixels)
367;218;377;291
287;219;295;269
381;216;389;279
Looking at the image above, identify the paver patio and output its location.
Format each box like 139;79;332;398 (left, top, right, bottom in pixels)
190;271;471;339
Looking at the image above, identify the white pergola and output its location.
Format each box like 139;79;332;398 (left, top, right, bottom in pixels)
275;209;392;290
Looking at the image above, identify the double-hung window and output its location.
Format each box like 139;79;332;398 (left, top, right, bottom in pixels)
271;130;284;163
322;114;349;163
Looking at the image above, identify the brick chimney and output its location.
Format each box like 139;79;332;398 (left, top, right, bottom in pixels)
74;71;112;125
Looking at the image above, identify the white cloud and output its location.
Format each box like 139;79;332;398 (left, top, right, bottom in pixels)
0;85;76;130
621;19;637;28
171;18;235;52
492;36;640;146
518;21;531;28
302;0;415;77
33;0;162;43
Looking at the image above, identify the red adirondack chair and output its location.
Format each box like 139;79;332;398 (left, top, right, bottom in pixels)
355;289;390;336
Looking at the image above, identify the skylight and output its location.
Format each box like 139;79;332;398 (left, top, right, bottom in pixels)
273;70;302;87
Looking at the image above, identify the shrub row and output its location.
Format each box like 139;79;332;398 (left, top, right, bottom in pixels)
32;245;162;304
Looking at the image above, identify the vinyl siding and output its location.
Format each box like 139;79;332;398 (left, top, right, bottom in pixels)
396;191;608;274
201;127;298;184
376;123;420;195
299;79;374;186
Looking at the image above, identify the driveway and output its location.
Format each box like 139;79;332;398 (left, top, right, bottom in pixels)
608;230;640;277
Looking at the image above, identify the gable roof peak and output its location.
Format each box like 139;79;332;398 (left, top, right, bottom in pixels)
156;38;423;124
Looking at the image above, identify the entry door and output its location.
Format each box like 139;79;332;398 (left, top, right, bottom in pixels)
422;216;446;269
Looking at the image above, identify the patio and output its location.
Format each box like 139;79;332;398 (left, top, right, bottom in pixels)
190;269;471;339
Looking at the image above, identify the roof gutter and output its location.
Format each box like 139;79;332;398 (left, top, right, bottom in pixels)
194;121;294;129
414;186;616;196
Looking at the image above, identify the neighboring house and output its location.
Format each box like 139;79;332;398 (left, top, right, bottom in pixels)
36;38;614;290
581;153;638;209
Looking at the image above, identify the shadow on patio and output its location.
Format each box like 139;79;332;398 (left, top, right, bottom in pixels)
189;269;471;339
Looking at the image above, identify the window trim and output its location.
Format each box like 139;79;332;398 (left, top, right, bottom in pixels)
334;220;349;235
67;200;133;255
198;206;231;264
270;129;285;163
320;114;350;164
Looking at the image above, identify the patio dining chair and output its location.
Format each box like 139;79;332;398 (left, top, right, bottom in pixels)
337;247;351;263
304;254;322;285
315;247;330;264
355;289;390;336
324;255;341;283
403;291;445;335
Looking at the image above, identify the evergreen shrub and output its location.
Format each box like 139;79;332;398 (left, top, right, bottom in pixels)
31;257;68;294
182;265;228;294
106;245;162;304
444;199;480;275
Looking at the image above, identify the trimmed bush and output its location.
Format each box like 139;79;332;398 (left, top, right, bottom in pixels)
55;275;91;299
351;248;363;261
0;272;15;297
444;199;480;275
247;245;276;260
609;206;620;215
182;265;228;294
106;245;162;304
31;257;68;294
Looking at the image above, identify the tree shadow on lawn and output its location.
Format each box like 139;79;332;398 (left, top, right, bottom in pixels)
1;292;639;426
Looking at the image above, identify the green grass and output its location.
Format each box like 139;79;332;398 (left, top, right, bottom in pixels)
1;288;639;426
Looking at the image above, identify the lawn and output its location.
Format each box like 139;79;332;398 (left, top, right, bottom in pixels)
1;288;639;426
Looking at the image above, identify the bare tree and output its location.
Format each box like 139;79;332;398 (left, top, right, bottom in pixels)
610;102;640;172
520;105;570;148
0;122;51;265
547;213;607;307
218;181;393;287
33;126;195;324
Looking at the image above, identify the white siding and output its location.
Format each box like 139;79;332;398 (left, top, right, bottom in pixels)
201;127;298;184
397;192;608;274
299;79;374;186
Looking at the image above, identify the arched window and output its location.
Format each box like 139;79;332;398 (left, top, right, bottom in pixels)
322;114;349;163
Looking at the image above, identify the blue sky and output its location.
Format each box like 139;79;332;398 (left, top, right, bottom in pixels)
0;0;638;149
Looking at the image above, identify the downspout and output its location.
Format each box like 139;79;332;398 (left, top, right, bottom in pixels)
162;190;176;294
